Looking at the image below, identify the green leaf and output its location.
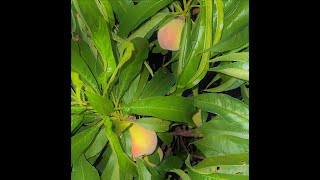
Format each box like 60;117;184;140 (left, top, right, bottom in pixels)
139;68;175;99
212;0;225;47
143;147;163;167
122;96;197;123
188;169;248;180
224;78;244;91
177;0;213;89
71;125;100;164
155;155;183;175
117;38;149;99
209;62;249;81
151;40;168;54
176;10;202;88
71;9;77;33
72;106;87;114
134;118;171;132
177;15;192;76
192;135;248;157
71;155;100;180
137;159;152;180
184;0;217;89
195;155;248;171
109;0;134;24
72;40;100;93
193;153;249;175
132;66;150;101
117;0;174;37
204;23;248;53
120;129;133;158
85;126;108;158
157;132;173;146
96;0;115;27
91;17;116;74
78;40;104;79
193;93;249;131
72;114;84;133
144;165;162;179
127;11;170;41
96;146;112;173
194;116;248;139
217;71;245;92
112;118;132;135
123;74;140;105
82;113;102;124
87;152;101;165
169;169;191;180
222;0;248;38
76;0;102;28
101;151;121;180
185;155;248;179
77;0;116;76
205;77;242;93
209;52;249;63
240;85;249;105
104;40;135;94
104;117;138;177
85;91;114;116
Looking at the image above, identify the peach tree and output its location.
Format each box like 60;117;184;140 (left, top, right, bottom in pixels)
71;0;249;179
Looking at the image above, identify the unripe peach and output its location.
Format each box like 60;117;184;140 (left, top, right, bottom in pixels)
157;17;185;51
129;123;157;158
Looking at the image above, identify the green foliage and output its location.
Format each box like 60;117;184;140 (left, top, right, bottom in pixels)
72;155;100;180
117;0;175;38
71;40;100;93
85;127;109;158
71;114;83;133
136;159;152;180
139;68;175;99
71;125;100;164
85;91;114;116
122;96;197;123
134;118;171;132
117;37;149;99
71;0;249;179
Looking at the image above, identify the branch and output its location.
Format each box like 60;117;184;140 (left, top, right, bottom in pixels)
172;126;203;138
179;136;189;153
191;154;205;160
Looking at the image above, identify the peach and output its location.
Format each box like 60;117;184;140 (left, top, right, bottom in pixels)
129;123;157;158
157;17;185;51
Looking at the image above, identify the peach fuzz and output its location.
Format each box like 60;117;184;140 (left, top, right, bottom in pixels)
157;17;185;51
129;123;157;158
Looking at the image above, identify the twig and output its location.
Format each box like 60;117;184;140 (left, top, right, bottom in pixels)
164;136;178;157
179;136;189;153
161;143;167;151
172;126;203;138
191;154;205;160
165;146;174;157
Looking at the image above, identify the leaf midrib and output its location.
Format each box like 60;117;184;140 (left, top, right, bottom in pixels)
128;105;190;115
